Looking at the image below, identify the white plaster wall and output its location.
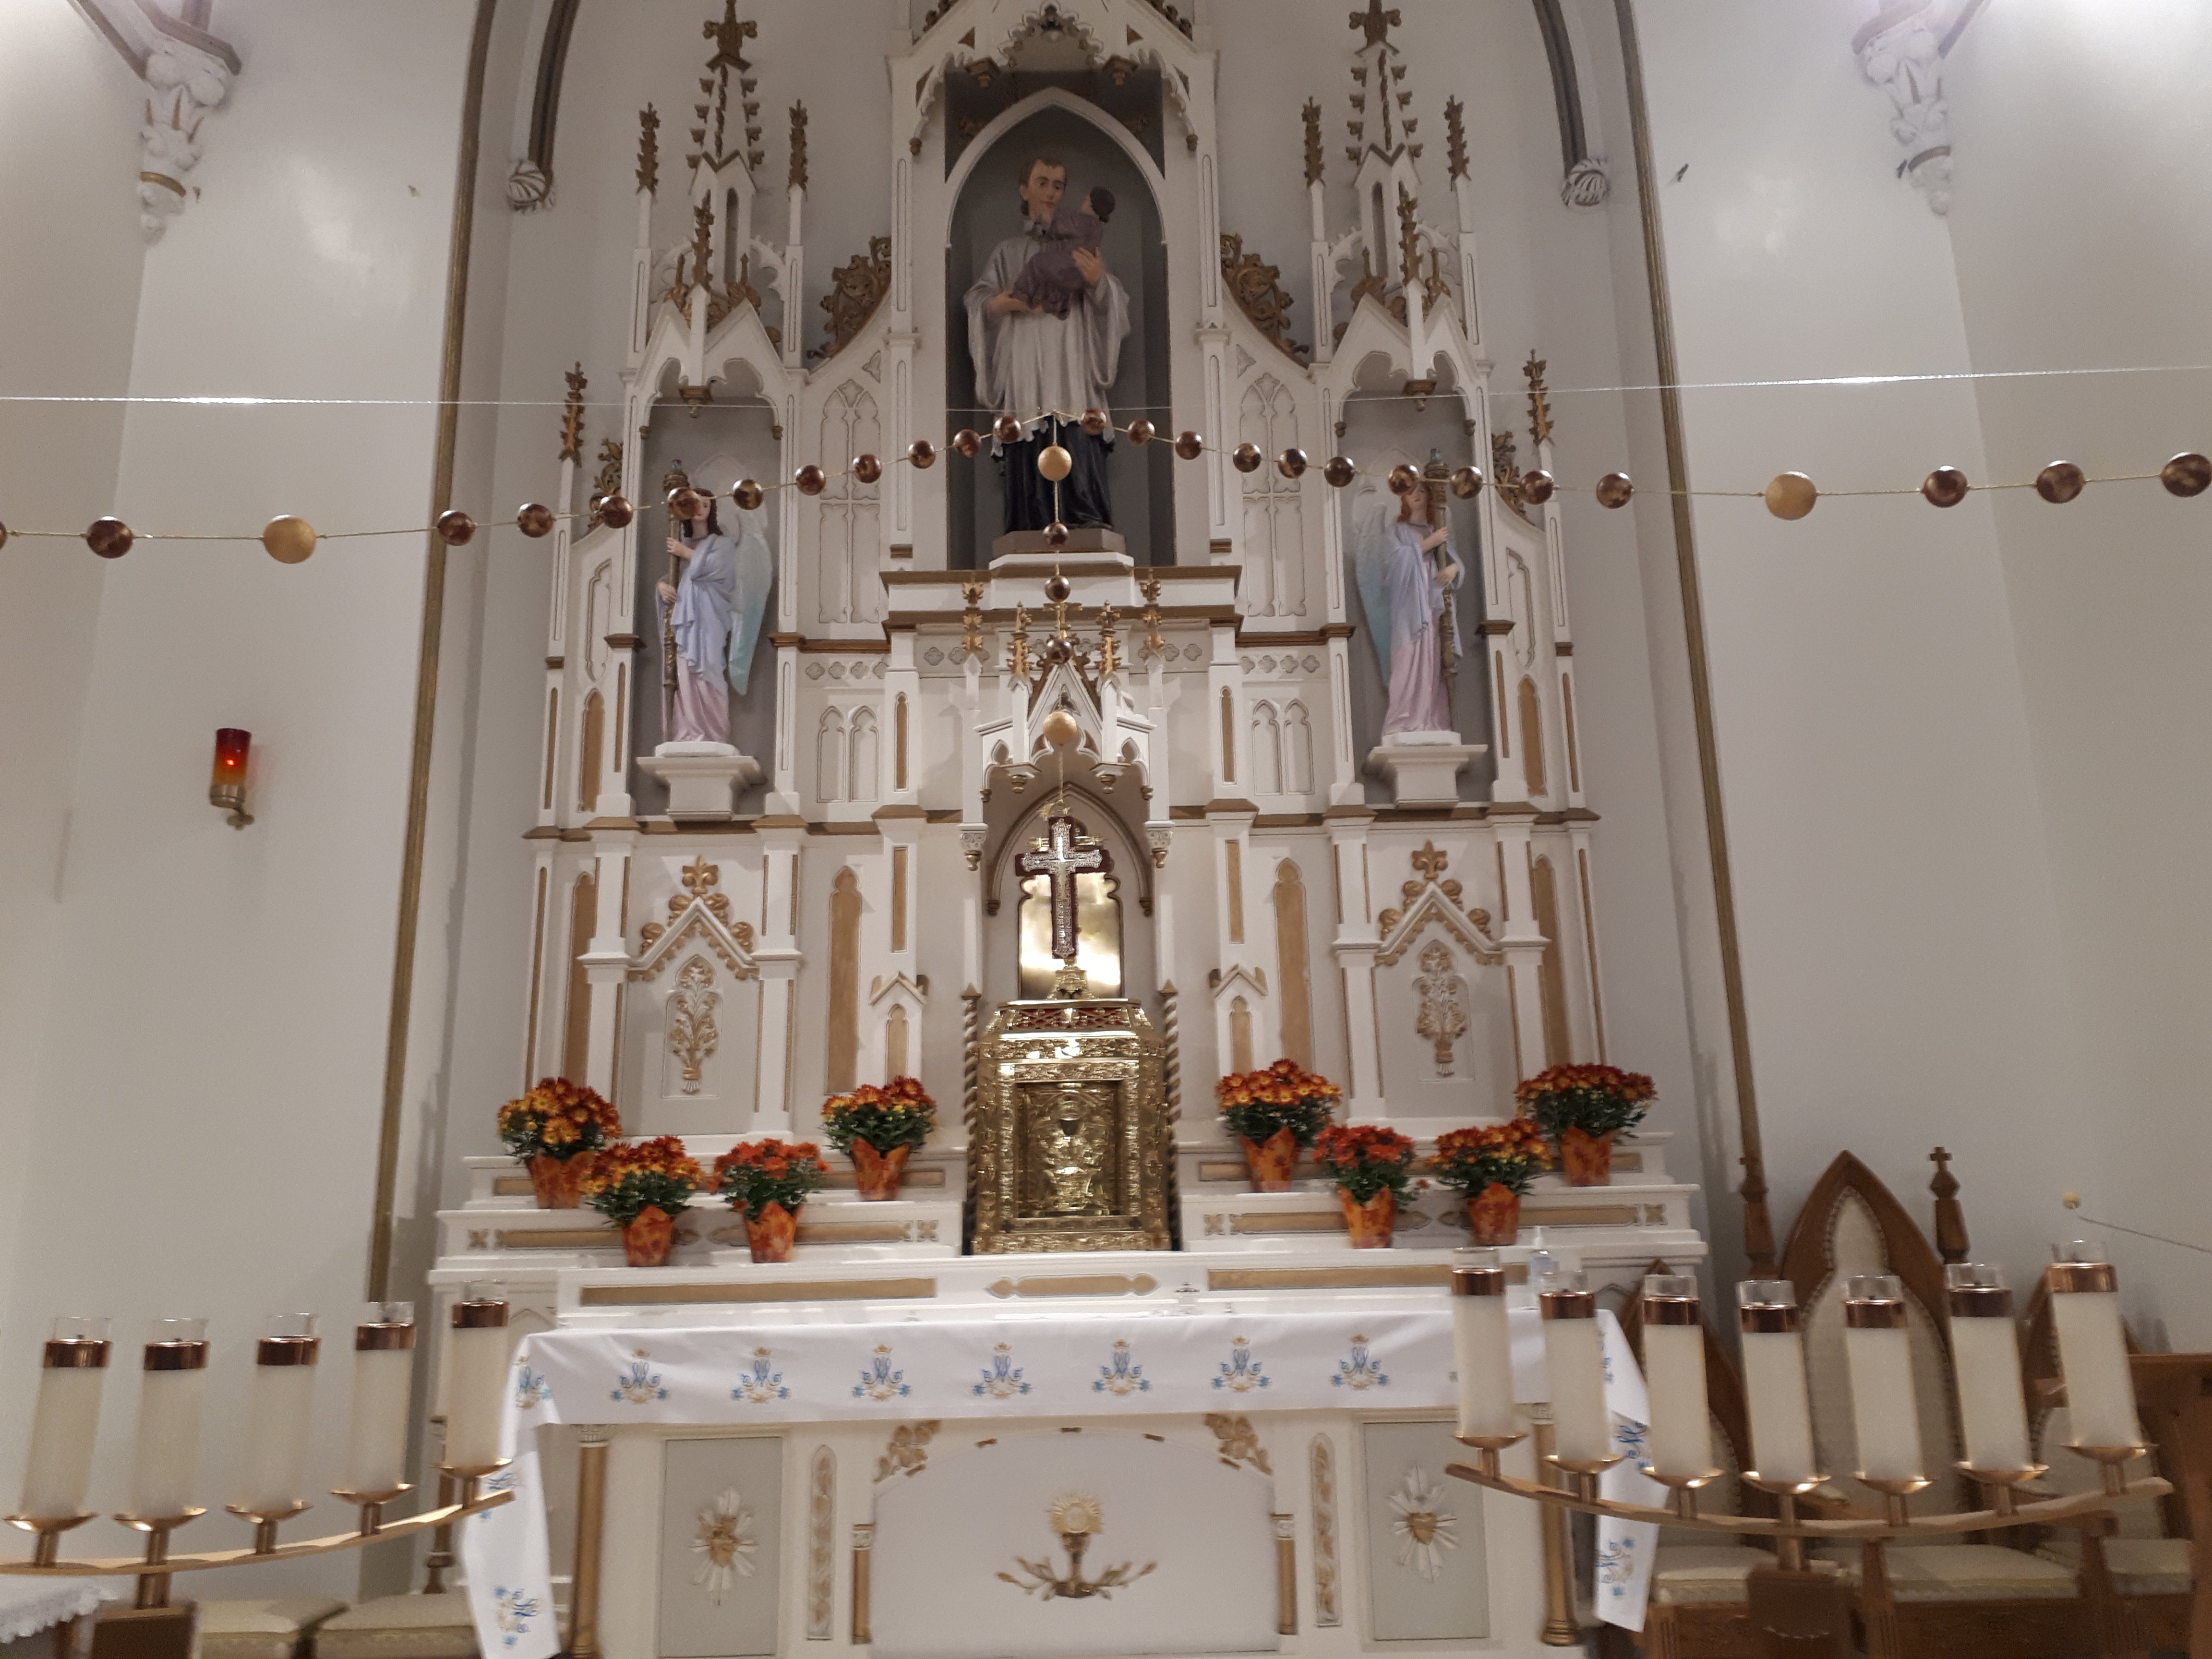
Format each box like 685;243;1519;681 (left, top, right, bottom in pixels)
1629;0;2095;1290
0;0;480;1597
1944;0;2212;1345
0;0;145;1341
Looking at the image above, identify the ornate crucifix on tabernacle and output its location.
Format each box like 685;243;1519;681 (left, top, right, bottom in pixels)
1017;815;1110;998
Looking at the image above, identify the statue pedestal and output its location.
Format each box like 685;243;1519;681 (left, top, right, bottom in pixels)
1365;732;1485;808
637;743;764;820
990;527;1127;563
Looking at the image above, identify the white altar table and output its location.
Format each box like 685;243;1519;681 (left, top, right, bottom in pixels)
463;1298;1663;1659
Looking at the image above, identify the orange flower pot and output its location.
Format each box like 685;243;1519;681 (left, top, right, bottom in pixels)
1338;1187;1396;1249
529;1153;589;1209
1241;1128;1299;1192
851;1142;911;1202
1466;1182;1522;1246
622;1203;674;1266
1559;1126;1615;1187
745;1200;797;1263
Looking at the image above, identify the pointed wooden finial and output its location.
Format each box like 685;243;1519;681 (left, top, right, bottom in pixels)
1929;1146;1969;1264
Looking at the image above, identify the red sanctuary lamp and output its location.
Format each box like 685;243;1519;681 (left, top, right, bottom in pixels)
210;728;253;828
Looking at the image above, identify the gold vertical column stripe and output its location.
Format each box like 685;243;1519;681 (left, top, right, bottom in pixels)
370;0;499;1301
567;1438;608;1659
890;845;908;954
523;866;548;1089
1225;838;1244;942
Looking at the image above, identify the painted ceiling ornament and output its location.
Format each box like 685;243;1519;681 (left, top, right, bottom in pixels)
1388;1465;1460;1582
691;1487;758;1603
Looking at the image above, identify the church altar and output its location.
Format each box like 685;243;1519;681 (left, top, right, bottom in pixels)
460;1276;1664;1659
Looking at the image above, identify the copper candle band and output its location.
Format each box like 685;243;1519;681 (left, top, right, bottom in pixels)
256;1336;322;1366
43;1339;111;1369
450;1301;510;1330
1738;1304;1801;1335
143;1341;209;1371
356;1323;418;1351
1538;1289;1596;1321
1843;1299;1908;1331
1450;1266;1508;1298
2045;1262;2117;1295
1640;1296;1701;1326
1948;1286;2013;1318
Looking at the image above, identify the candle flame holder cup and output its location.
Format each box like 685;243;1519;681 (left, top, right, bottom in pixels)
436;1459;513;1510
1854;1474;1933;1528
2066;1443;2148;1498
1544;1452;1624;1505
4;1515;95;1569
113;1509;205;1609
1642;1469;1725;1522
1742;1474;1830;1573
1451;1432;1527;1480
1955;1462;2047;1519
224;1501;310;1557
329;1483;413;1538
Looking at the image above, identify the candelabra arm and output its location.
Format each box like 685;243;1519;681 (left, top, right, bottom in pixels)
1953;1463;2045;1520
1644;1470;1723;1523
4;1516;94;1570
0;1492;508;1580
225;1501;310;1557
2068;1443;2148;1499
329;1483;413;1538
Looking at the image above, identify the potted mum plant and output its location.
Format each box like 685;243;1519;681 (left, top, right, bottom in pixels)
1515;1063;1656;1186
580;1136;704;1266
1217;1059;1341;1191
1311;1123;1418;1248
497;1078;621;1209
819;1077;936;1201
1431;1119;1551;1245
712;1140;829;1262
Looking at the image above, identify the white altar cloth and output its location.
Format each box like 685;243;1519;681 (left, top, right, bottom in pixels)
463;1305;1662;1654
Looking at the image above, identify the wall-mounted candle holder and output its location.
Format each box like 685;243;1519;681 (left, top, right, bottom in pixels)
210;728;253;828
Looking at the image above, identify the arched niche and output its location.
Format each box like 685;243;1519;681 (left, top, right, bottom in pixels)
981;777;1156;1015
944;93;1174;569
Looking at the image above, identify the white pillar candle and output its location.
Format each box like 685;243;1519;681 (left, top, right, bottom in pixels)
129;1320;209;1519
1842;1275;1924;1483
237;1316;319;1514
342;1303;416;1498
2048;1244;2142;1451
1946;1263;2032;1473
1539;1272;1612;1464
1450;1252;1516;1439
443;1289;511;1473
1738;1282;1818;1485
18;1317;111;1520
1639;1277;1712;1479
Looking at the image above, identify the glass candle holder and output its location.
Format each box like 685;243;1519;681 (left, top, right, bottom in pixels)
1538;1267;1610;1464
18;1316;111;1521
1738;1281;1817;1484
343;1302;416;1498
238;1314;319;1514
2047;1241;2141;1451
1842;1274;1923;1482
1449;1250;1515;1440
1946;1263;2032;1472
444;1286;510;1473
130;1318;210;1519
1639;1275;1710;1478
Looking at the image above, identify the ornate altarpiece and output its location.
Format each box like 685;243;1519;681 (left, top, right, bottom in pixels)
971;998;1171;1253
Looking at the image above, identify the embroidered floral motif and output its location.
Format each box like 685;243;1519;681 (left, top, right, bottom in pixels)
692;1487;758;1603
1612;1417;1649;1461
1597;1534;1639;1598
1093;1339;1149;1395
973;1342;1031;1398
491;1587;541;1647
1330;1333;1390;1390
731;1346;788;1404
611;1351;668;1404
1213;1336;1269;1392
514;1367;551;1409
853;1344;911;1400
1388;1467;1459;1582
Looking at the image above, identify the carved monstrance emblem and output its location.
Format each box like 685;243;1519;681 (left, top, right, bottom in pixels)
1017;1081;1120;1217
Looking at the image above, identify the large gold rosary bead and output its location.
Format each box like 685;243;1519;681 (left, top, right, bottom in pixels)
261;515;317;563
1039;709;1081;748
86;517;133;557
2034;462;2084;504
1037;444;1074;482
1595;472;1634;509
1764;472;1817;520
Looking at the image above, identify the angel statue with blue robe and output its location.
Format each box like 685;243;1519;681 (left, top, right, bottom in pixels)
656;497;774;746
1349;476;1463;737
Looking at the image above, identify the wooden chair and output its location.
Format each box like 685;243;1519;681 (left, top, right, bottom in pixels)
1781;1151;2090;1659
2019;1284;2200;1658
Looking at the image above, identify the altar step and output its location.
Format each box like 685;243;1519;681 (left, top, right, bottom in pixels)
1178;1177;1697;1251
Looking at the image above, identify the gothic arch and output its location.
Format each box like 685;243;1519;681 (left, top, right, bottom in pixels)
816;708;848;805
1250;700;1283;795
943;86;1170;235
